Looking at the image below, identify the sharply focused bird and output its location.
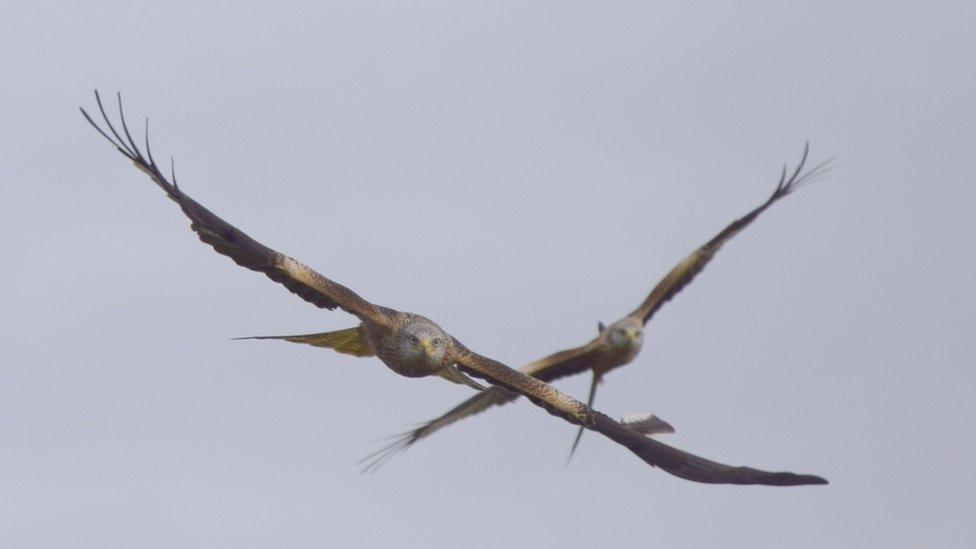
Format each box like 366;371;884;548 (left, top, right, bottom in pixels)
362;144;830;467
81;91;828;486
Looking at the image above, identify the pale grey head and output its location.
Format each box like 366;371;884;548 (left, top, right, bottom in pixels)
394;315;451;370
605;317;644;351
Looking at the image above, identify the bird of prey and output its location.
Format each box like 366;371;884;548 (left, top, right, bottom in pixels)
80;91;827;486
363;145;831;466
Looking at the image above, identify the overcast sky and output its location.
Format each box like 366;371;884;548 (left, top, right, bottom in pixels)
3;2;975;547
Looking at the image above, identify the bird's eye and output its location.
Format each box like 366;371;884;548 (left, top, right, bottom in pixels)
410;335;419;344
433;338;441;346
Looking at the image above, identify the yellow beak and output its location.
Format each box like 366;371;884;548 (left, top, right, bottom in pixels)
420;338;436;355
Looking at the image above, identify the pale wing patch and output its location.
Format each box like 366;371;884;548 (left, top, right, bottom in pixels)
621;413;676;436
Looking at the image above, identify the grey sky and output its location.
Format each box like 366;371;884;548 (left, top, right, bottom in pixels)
2;1;974;547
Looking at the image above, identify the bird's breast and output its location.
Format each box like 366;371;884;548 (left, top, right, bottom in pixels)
597;344;641;374
372;336;444;378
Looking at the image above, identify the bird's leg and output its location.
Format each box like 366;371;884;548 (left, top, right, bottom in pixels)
567;371;603;464
437;364;487;391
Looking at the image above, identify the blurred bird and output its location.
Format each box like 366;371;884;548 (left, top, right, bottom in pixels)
365;145;830;466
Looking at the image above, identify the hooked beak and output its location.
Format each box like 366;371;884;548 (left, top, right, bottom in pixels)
420;338;436;355
626;329;641;342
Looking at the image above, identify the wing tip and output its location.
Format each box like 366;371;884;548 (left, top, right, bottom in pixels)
759;471;829;486
800;474;829;486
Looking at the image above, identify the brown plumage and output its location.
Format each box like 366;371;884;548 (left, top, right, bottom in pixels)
81;91;827;486
367;146;831;464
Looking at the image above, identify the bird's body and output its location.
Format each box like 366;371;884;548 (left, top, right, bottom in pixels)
80;91;828;486
364;312;447;377
578;317;645;378
365;312;486;389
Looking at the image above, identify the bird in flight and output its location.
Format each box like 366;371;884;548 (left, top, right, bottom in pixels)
81;91;827;486
361;146;831;467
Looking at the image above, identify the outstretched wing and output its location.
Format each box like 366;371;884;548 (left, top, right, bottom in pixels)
521;339;606;381
449;343;826;486
81;91;390;326
628;144;832;324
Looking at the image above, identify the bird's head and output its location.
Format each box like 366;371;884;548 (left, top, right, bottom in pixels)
397;318;450;366
605;318;644;350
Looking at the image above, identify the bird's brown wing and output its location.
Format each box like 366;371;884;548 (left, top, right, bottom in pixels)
81;92;390;326
521;339;606;381
449;343;826;486
420;340;608;437
628;144;831;324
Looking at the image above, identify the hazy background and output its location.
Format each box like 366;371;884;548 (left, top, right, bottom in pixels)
2;2;974;547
